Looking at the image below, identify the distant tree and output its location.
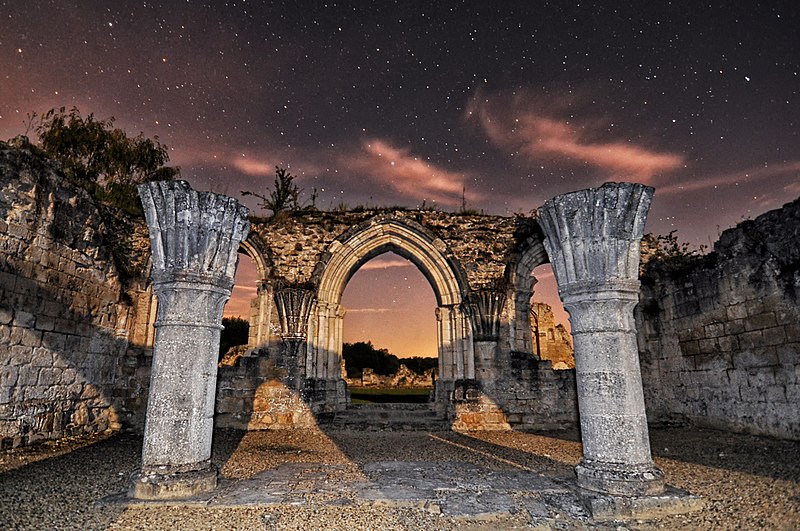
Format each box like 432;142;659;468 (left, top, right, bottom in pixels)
401;356;438;375
219;317;249;360
342;341;400;377
242;166;307;217
29;107;179;214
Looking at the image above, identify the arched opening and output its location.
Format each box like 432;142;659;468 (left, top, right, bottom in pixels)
340;251;438;402
309;217;472;411
531;263;574;369
220;251;258;361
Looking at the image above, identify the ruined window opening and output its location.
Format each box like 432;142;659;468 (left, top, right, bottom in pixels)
531;263;574;370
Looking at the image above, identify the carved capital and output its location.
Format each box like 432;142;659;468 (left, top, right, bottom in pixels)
538;182;653;297
465;289;506;341
274;282;316;340
138;180;250;289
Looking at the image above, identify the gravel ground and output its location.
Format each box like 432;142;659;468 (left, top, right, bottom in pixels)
0;426;798;530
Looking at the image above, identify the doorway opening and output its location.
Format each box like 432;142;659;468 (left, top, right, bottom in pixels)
219;251;258;363
341;251;438;403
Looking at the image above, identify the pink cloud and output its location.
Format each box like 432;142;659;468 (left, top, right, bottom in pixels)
466;89;684;182
341;139;480;206
359;257;413;270
656;160;800;196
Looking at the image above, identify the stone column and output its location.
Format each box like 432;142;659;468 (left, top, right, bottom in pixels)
130;180;249;500
538;182;664;497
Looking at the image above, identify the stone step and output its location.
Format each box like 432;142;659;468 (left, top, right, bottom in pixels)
327;403;449;431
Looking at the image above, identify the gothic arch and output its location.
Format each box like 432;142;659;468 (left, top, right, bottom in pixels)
239;232;273;347
308;216;474;385
316;216;467;306
240;232;272;280
504;231;550;356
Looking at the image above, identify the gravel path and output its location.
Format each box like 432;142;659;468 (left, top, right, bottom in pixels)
0;427;797;530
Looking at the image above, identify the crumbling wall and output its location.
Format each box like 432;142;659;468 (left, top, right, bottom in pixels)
250;210;536;290
0;142;153;448
530;302;574;369
637;198;800;440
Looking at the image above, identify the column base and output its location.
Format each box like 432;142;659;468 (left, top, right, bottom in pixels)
581;485;704;520
576;459;665;497
128;462;218;500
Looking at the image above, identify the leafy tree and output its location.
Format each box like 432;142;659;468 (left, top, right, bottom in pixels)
29;107;179;214
342;341;400;377
219;317;249;360
402;356;438;375
242;166;303;217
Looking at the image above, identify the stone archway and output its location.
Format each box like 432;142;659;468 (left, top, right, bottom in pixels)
307;216;472;406
505;234;550;356
238;233;274;348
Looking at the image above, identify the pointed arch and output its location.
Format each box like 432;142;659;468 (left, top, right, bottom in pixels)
239;232;273;347
308;215;474;385
316;215;467;307
504;228;550;356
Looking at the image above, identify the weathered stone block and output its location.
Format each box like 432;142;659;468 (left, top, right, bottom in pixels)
737;330;763;350
725;319;746;336
746;367;776;387
745;313;778;331
725;304;747;320
733;349;779;369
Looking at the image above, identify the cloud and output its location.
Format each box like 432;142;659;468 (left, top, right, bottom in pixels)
359;257;413;270
466;88;684;182
341;139;480;205
345;307;395;314
656;160;800;196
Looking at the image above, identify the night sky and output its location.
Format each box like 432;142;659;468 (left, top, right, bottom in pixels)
2;1;798;357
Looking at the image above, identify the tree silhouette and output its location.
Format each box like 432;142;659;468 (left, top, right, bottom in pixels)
27;107;178;214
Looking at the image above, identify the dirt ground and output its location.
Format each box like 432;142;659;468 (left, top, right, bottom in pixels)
0;426;798;530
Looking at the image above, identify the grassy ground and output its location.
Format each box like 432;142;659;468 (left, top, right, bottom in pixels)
349;387;431;403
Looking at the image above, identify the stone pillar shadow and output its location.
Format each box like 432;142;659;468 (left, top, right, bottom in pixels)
128;180;249;500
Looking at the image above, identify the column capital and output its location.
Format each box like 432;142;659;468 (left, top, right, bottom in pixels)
138;180;250;289
538;182;653;296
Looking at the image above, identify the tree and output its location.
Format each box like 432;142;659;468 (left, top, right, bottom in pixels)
30;107;179;214
241;166;302;217
401;356;438;375
342;341;400;377
219;317;249;360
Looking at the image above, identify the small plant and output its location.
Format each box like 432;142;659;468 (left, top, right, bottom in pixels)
642;231;709;278
242;166;302;217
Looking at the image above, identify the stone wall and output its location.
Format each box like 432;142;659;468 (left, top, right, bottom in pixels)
637;198;800;440
0;142;153;448
250;209;537;290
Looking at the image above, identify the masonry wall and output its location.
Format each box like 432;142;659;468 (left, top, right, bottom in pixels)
637;198;800;440
250;209;537;290
0;142;153;448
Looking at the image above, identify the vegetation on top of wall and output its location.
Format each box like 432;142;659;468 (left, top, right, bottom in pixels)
641;231;715;280
242;166;318;219
22;107;179;216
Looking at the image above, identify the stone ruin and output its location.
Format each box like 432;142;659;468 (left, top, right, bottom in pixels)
2;140;799;516
346;365;435;389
